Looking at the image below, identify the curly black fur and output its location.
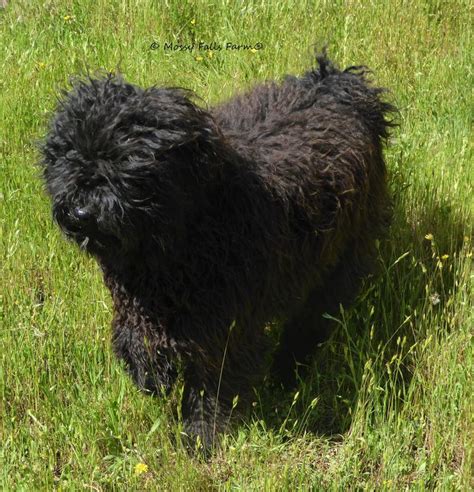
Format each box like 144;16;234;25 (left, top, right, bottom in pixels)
41;54;395;450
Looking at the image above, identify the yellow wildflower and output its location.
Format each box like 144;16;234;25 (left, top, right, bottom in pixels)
134;462;148;475
424;233;434;241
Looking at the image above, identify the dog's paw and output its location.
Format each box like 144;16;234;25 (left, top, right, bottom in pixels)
181;419;220;457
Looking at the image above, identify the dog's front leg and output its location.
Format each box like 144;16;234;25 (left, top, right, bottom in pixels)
112;322;177;396
181;368;232;452
180;325;270;452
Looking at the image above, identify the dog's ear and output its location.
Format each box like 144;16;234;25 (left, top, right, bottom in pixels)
139;87;222;154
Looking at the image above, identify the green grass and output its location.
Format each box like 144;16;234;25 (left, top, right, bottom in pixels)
1;0;472;489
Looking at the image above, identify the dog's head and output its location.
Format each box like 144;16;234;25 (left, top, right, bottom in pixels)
41;75;220;261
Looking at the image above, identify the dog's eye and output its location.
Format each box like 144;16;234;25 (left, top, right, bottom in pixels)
74;173;107;190
127;150;157;165
65;150;79;161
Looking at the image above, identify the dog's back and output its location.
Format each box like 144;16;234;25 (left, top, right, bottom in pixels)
212;55;394;277
213;55;393;144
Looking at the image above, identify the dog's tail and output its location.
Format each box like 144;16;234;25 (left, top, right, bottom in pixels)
303;50;397;140
306;50;338;81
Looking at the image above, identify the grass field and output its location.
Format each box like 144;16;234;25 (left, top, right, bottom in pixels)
0;0;472;489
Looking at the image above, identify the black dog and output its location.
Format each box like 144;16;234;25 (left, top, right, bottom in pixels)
41;54;394;450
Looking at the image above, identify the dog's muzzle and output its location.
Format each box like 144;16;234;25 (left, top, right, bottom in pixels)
54;204;120;252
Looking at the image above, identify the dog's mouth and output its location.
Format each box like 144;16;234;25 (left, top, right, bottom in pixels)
72;230;121;253
61;225;122;255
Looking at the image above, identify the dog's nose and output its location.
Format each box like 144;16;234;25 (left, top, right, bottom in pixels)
73;207;93;222
69;206;97;233
55;204;97;235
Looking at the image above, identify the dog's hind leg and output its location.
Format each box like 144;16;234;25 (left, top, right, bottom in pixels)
271;286;335;387
272;251;371;386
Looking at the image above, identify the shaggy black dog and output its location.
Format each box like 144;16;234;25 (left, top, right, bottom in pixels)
41;54;394;450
